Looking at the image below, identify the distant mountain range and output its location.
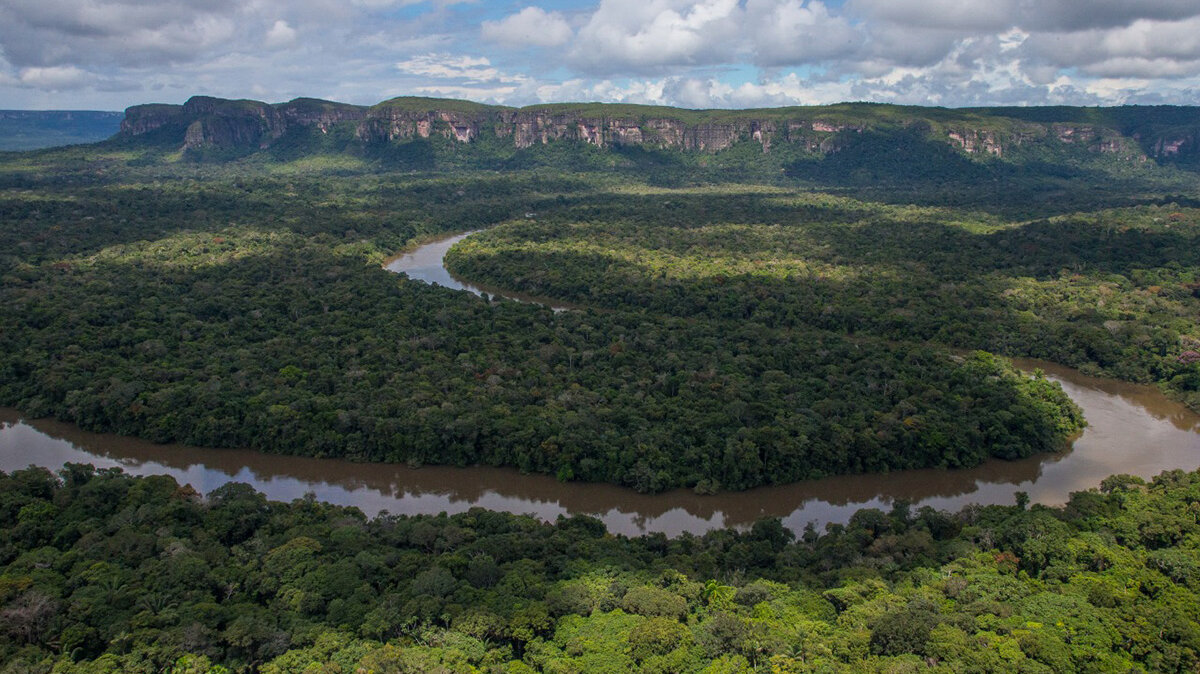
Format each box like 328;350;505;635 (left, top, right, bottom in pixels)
10;96;1200;182
108;96;1200;175
0;110;123;151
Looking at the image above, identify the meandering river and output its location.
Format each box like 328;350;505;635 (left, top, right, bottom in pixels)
1;231;1197;536
384;231;576;311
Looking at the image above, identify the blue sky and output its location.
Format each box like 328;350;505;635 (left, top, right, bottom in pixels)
2;0;1200;110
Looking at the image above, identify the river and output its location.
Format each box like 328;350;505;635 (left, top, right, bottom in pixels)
0;232;1196;537
383;231;576;311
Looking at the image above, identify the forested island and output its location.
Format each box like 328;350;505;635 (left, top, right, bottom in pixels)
1;95;1199;670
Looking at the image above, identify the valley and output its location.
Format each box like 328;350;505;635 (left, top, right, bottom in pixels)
2;95;1200;672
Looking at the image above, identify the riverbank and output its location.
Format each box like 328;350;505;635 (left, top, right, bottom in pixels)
3;356;1196;536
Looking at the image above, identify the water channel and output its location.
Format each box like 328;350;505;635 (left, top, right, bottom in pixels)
1;231;1197;536
383;231;576;311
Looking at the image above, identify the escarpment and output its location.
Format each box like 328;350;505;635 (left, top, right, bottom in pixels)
116;95;1200;166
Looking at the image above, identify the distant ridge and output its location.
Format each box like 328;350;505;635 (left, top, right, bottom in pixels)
109;95;1200;171
0;110;123;151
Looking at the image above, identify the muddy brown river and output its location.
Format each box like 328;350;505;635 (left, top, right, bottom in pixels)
1;232;1196;537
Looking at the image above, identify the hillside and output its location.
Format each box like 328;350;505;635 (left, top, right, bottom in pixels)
113;96;1200;175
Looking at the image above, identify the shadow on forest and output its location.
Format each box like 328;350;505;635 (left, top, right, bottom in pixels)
0;171;602;264
511;188;1200;283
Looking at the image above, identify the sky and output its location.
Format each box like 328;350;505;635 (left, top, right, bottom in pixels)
2;0;1200;111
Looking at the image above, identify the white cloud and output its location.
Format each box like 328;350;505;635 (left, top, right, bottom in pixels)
568;0;743;73
17;65;90;89
1022;16;1200;76
482;7;573;48
3;0;1200;110
265;20;297;49
532;77;670;105
395;54;528;84
746;0;863;66
661;73;856;108
1081;58;1200;79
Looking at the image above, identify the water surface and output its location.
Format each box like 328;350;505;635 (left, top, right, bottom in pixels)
2;234;1195;537
383;231;576;311
2;360;1196;536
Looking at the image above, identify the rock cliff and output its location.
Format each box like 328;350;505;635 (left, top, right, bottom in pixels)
117;95;1200;165
122;97;367;151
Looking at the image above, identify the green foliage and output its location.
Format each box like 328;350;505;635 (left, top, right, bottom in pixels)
447;187;1200;411
3;100;1200;673
0;166;1087;492
1;466;1200;671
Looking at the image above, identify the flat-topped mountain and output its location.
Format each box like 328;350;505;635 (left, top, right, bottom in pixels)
108;97;1195;173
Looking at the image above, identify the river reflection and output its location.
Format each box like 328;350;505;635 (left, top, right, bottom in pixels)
383;231;577;312
1;360;1197;536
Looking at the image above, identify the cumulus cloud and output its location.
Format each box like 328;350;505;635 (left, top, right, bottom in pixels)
1022;16;1200;77
4;0;1200;110
396;54;527;84
17;65;91;89
482;7;573;48
568;0;743;73
746;0;863;66
265;20;297;49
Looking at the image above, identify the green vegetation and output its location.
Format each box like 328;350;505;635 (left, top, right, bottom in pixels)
4;465;1200;672
3;96;1200;671
0;154;1087;492
447;188;1200;412
1;99;1198;490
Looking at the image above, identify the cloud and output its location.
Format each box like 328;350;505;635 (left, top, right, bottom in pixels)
849;0;1200;32
530;77;670;105
568;0;743;74
3;0;1200;110
1028;0;1200;32
849;0;1011;32
17;65;90;89
482;7;573;48
395;54;528;84
265;20;297;49
1022;16;1200;76
746;0;863;66
0;0;244;67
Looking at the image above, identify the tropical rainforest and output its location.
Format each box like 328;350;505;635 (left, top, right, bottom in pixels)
1;95;1199;670
3;464;1200;673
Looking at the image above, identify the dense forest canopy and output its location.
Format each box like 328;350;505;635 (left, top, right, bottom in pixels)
0;152;1094;492
2;96;1200;671
3;464;1200;672
2;98;1199;493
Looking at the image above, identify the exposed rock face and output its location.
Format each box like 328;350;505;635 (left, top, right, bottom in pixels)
123;97;367;151
120;104;186;136
1153;134;1195;157
355;109;482;144
947;129;1004;157
278;99;367;133
117;95;1200;165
